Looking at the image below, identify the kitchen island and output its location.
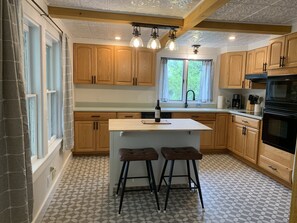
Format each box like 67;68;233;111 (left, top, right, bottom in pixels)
108;118;211;195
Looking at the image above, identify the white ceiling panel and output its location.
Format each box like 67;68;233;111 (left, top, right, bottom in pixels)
47;0;202;18
177;31;278;48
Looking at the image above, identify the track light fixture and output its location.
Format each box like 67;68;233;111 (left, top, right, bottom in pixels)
129;25;144;48
192;44;201;54
165;28;178;51
147;27;161;49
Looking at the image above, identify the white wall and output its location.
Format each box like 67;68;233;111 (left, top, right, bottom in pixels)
22;1;73;222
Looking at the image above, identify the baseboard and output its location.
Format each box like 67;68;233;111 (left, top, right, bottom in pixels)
200;148;229;154
32;152;72;223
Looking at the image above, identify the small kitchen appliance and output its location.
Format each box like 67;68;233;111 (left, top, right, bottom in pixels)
232;94;241;109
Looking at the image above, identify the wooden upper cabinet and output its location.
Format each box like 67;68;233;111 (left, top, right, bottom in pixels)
135;48;155;86
114;46;134;85
246;50;254;74
95;45;114;85
284;32;297;67
74;44;95;84
267;36;285;69
219;51;246;89
253;46;268;73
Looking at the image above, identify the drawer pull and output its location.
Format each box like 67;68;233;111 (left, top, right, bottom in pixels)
242;120;249;124
91;115;101;118
124;116;133;118
191;116;199;118
268;165;277;171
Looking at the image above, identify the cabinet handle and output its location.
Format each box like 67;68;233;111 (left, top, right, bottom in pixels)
124;116;133;118
132;77;135;85
268;165;277;171
91;115;101;118
231;116;234;122
93;122;95;130
279;57;282;67
242;120;249;124
96;122;99;130
263;63;267;72
281;56;286;67
242;126;245;135
191;116;199;118
94;75;96;84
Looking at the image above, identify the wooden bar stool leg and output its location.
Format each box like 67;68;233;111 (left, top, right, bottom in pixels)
148;161;160;211
116;161;127;196
164;160;175;212
186;160;192;191
146;160;153;193
158;159;168;192
119;161;130;214
192;160;204;209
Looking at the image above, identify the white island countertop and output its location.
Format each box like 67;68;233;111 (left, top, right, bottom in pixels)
109;118;212;132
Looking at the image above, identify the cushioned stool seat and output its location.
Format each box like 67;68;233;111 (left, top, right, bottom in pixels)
116;148;160;214
158;146;204;212
119;148;158;161
161;147;203;160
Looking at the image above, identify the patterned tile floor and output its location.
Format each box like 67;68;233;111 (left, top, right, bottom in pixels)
42;154;292;223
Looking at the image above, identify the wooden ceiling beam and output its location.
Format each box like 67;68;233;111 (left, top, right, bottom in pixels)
159;0;230;48
48;6;184;27
193;21;292;35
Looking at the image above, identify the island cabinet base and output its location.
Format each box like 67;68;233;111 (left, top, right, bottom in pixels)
109;131;201;196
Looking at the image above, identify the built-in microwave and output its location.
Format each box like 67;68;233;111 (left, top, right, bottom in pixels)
265;74;297;110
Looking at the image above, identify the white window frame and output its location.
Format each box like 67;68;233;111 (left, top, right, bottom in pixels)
160;57;213;104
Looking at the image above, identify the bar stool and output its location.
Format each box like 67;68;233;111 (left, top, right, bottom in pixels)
116;148;160;214
158;146;204;212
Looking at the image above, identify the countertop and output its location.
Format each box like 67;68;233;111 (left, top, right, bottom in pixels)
109;118;212;131
74;106;263;120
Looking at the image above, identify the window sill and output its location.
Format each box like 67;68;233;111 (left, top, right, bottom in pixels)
32;138;62;183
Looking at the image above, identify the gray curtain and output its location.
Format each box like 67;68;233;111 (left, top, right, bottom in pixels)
62;34;74;150
0;0;33;222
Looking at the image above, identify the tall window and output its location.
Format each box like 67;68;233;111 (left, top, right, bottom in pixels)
160;58;213;103
46;36;61;145
23;22;41;159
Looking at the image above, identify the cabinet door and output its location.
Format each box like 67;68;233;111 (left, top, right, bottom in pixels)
284;32;297;67
267;37;285;69
246;50;254;74
114;46;134;85
74;44;95;84
215;114;228;149
95;45;114;84
74;121;96;152
253;46;267;73
200;121;215;149
97;121;110;152
227;115;234;151
135;48;155;86
233;123;245;156
244;127;259;164
227;52;246;88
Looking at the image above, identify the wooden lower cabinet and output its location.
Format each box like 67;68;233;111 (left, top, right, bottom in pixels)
215;114;228;148
244;127;259;164
74;112;116;154
233;123;245;156
200;121;215;149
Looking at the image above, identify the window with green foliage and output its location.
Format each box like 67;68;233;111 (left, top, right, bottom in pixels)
160;58;213;103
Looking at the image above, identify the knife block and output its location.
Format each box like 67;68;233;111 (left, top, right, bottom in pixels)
246;102;254;111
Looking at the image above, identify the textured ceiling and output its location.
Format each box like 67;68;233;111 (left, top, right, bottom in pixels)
47;0;201;18
48;0;297;48
208;0;297;25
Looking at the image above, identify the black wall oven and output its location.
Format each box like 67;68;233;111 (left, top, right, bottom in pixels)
262;75;297;154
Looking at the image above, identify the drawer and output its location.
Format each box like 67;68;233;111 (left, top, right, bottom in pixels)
117;112;141;119
233;115;260;129
172;112;216;121
74;112;116;121
258;155;292;183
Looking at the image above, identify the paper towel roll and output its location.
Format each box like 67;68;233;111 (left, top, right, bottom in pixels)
217;96;224;109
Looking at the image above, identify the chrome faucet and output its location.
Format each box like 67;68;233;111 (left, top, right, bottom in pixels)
185;90;195;108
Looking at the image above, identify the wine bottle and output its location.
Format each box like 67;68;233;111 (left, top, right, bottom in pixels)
155;100;161;122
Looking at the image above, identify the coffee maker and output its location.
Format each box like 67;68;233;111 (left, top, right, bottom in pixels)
232;94;241;109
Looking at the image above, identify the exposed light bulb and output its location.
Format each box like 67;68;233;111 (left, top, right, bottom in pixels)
229;36;236;40
133;39;140;47
151;40;157;49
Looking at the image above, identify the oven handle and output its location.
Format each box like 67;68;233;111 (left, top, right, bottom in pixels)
264;110;297;119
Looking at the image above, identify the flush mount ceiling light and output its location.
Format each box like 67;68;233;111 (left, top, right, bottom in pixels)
192;44;201;54
165;28;178;51
130;25;144;48
115;36;121;40
147;27;161;49
229;36;236;40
